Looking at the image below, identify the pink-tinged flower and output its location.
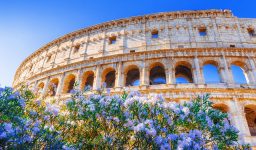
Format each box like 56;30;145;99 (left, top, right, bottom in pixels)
45;104;60;116
43;115;50;121
113;117;120;123
124;120;134;127
133;123;145;132
145;128;157;137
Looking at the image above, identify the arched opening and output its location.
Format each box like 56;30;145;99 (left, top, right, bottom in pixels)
125;65;140;86
81;71;94;90
213;103;229;113
37;82;44;93
231;62;248;84
48;78;59;96
102;68;116;88
203;61;221;83
175;62;193;83
63;74;76;93
149;63;166;85
245;105;256;136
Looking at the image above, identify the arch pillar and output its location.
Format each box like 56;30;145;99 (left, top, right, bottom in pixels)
77;69;83;89
193;57;204;84
218;67;227;83
56;73;65;96
248;57;256;84
222;56;234;84
93;65;102;90
246;69;256;84
166;67;174;84
140;61;149;86
229;99;251;143
115;62;123;88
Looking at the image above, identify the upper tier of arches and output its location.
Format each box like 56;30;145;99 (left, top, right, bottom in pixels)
14;9;256;86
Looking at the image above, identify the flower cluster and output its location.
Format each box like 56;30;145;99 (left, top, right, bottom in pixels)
0;85;251;149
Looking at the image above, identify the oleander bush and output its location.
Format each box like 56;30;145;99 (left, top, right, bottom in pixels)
0;84;251;149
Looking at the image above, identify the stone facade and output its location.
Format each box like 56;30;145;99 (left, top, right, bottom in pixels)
13;10;256;146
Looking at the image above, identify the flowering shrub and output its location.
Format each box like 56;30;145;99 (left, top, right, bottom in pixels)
0;85;251;149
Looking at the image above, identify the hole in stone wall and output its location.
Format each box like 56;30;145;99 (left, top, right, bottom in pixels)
73;44;80;53
203;63;221;83
199;27;207;36
150;65;166;85
151;30;159;38
37;82;44;93
175;64;193;83
81;71;94;90
125;68;140;86
213;104;229;113
245;105;256;136
103;70;116;88
248;28;256;37
109;36;117;44
49;78;59;96
231;63;248;84
46;55;52;62
63;74;76;93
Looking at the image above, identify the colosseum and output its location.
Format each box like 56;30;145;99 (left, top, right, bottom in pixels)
13;9;256;146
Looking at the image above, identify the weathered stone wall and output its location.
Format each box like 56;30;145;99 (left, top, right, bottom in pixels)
13;10;256;146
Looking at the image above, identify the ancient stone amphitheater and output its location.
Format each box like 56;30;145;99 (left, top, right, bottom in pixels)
14;9;256;146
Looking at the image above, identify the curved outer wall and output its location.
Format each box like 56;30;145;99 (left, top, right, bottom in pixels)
14;10;256;146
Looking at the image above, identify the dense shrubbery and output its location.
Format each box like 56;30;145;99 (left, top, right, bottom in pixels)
0;85;251;149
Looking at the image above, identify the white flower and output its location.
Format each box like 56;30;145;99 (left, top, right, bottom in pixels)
49;125;55;132
88;104;95;111
62;145;76;150
182;107;190;116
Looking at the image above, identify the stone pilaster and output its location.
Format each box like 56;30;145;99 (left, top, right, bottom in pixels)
140;61;149;86
115;62;123;88
218;67;227;83
222;55;234;84
93;65;102;90
248;57;256;84
77;69;84;89
56;73;65;96
229;99;251;144
193;57;204;84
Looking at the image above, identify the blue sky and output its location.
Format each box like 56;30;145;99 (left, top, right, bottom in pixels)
0;0;255;86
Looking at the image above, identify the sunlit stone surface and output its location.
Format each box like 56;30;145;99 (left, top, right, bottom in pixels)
13;10;256;146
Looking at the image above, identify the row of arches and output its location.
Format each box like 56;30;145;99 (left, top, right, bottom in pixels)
36;60;252;96
213;104;256;136
37;75;256;136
